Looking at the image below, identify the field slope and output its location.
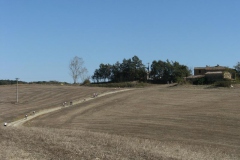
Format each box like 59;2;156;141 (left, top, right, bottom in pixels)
0;84;118;123
1;84;240;159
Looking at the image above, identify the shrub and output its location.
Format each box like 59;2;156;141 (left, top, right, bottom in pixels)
82;79;91;85
213;80;232;87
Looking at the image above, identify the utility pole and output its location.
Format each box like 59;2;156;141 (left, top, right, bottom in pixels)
147;63;150;80
147;63;150;73
16;78;19;103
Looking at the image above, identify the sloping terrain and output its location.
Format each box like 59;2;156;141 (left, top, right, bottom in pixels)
27;84;240;159
1;84;240;159
0;84;118;123
1;126;179;160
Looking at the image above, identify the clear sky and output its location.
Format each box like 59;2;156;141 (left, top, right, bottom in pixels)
1;0;240;83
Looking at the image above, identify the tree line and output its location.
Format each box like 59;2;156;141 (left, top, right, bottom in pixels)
0;80;27;85
92;56;147;83
91;55;192;83
0;80;69;85
150;59;192;83
69;56;240;84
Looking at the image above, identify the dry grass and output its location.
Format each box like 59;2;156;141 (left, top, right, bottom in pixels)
0;84;118;123
1;126;236;160
1;84;240;159
0;126;173;160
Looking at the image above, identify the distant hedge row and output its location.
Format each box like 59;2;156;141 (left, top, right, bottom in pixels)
0;80;68;85
85;82;150;88
0;80;27;85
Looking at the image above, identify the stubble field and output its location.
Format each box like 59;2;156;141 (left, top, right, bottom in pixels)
0;84;117;123
1;84;240;159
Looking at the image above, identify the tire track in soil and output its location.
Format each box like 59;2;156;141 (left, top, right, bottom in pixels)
8;89;133;127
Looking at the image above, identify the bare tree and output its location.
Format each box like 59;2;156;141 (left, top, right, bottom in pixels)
69;56;88;84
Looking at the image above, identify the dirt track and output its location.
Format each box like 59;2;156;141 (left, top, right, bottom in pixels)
25;84;240;159
2;84;240;159
8;88;133;127
0;84;125;123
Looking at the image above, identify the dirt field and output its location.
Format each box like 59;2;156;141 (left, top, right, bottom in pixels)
0;84;118;123
1;84;240;159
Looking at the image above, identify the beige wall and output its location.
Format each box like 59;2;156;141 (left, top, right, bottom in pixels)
223;72;232;79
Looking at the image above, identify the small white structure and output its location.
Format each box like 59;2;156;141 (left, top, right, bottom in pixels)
4;122;7;126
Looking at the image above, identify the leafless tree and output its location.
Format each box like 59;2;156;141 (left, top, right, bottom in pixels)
69;56;88;84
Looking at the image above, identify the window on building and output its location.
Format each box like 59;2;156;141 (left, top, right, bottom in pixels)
199;70;201;74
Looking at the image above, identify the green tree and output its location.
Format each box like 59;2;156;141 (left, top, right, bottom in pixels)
98;63;112;82
92;69;100;83
234;62;240;77
111;61;122;82
92;55;147;83
150;60;165;80
150;60;191;83
171;61;191;82
131;55;147;81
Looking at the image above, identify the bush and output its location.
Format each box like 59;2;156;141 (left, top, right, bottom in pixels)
82;79;91;85
213;80;232;87
176;77;191;85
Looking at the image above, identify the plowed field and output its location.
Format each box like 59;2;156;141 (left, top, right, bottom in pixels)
0;84;118;123
1;84;240;159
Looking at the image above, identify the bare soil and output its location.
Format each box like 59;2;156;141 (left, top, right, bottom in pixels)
0;84;118;123
1;84;240;159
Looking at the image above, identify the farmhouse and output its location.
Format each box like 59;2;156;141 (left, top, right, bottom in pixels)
187;65;236;83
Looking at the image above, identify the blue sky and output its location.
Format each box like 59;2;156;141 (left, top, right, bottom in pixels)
1;0;240;83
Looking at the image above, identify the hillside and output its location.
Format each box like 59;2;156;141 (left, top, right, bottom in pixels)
0;84;118;123
1;84;240;159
